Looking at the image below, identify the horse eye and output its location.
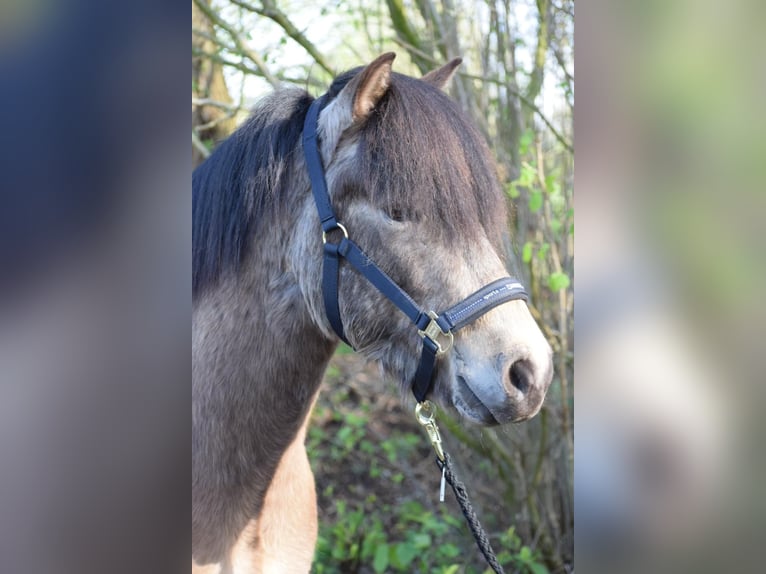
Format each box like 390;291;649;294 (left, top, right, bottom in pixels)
389;208;404;222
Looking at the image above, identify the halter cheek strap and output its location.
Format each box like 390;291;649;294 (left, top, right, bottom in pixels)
302;96;529;402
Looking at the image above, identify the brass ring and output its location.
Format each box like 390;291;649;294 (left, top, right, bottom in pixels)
322;222;349;244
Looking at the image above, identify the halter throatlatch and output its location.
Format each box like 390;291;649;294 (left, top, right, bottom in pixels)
304;93;517;574
302;96;529;403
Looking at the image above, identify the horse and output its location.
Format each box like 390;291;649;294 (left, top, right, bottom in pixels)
192;53;553;574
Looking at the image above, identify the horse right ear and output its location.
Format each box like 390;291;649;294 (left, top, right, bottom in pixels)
327;52;396;130
349;52;396;122
317;53;395;158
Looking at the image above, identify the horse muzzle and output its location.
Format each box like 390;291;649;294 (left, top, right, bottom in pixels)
452;347;553;425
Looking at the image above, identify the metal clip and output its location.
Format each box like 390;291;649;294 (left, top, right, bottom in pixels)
415;400;445;462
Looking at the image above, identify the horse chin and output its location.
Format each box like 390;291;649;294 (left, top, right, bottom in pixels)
450;376;501;426
450;376;543;426
453;395;501;426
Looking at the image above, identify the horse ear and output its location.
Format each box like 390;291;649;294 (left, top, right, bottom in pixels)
317;53;395;159
421;58;463;90
349;52;396;121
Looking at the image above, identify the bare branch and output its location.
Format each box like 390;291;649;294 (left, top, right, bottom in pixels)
192;130;211;159
193;47;261;75
192;0;281;88
193;48;326;90
393;39;573;153
390;36;440;65
552;1;574;19
192;27;227;48
526;0;552;105
192;97;249;113
227;0;334;76
197;111;239;132
473;72;572;152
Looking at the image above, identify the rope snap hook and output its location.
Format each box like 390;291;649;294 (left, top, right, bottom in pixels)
415;400;445;462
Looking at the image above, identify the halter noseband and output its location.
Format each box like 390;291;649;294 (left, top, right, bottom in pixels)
302;96;529;403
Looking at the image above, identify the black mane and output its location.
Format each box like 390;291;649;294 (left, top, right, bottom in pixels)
192;90;313;296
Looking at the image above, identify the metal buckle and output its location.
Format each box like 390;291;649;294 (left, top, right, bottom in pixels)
321;222;348;244
418;311;453;355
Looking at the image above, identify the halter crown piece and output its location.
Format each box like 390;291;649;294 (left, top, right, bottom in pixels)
302;95;530;404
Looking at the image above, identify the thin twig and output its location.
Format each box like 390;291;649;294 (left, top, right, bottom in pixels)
192;0;281;88
390;37;572;152
192;97;248;113
193;48;324;89
228;0;335;76
552;1;574;19
192;130;211;158
535;138;572;472
197;110;240;132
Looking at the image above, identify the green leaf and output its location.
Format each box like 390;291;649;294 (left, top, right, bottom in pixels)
520;162;537;187
373;543;389;574
529;563;549;574
537;243;550;261
438;543;460;559
528;190;543;212
522;242;533;264
550;193;566;213
519;129;535;155
411;533;431;549
391;543;417;569
337;426;352;444
548;272;571;292
519;546;532;561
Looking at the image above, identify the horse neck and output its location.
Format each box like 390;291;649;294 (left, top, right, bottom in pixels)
193;201;337;473
225;221;336;424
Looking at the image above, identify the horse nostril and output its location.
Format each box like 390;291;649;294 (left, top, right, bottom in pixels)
508;359;534;394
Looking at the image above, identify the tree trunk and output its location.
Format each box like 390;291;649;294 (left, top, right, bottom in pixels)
192;0;235;169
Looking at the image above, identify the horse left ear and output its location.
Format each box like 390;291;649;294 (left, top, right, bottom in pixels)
422;58;463;90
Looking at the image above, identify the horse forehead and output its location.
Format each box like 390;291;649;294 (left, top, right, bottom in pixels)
316;96;355;163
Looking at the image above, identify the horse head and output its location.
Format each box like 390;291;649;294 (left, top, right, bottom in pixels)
295;54;553;424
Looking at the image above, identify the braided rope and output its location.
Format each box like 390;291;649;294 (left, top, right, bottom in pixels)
437;453;506;574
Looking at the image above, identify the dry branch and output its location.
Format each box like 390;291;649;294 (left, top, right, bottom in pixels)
192;0;281;88
192;130;211;159
227;0;334;76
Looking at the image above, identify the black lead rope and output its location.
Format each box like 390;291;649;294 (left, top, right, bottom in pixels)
438;453;506;574
416;401;506;573
303;94;522;574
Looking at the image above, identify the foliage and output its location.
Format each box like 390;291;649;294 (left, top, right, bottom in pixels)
307;373;552;574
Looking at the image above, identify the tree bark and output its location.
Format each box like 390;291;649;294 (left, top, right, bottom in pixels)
192;0;235;169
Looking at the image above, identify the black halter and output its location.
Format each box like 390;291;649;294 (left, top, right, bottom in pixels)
302;96;529;403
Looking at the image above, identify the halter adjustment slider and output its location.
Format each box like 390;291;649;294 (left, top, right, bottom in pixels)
418;311;453;355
